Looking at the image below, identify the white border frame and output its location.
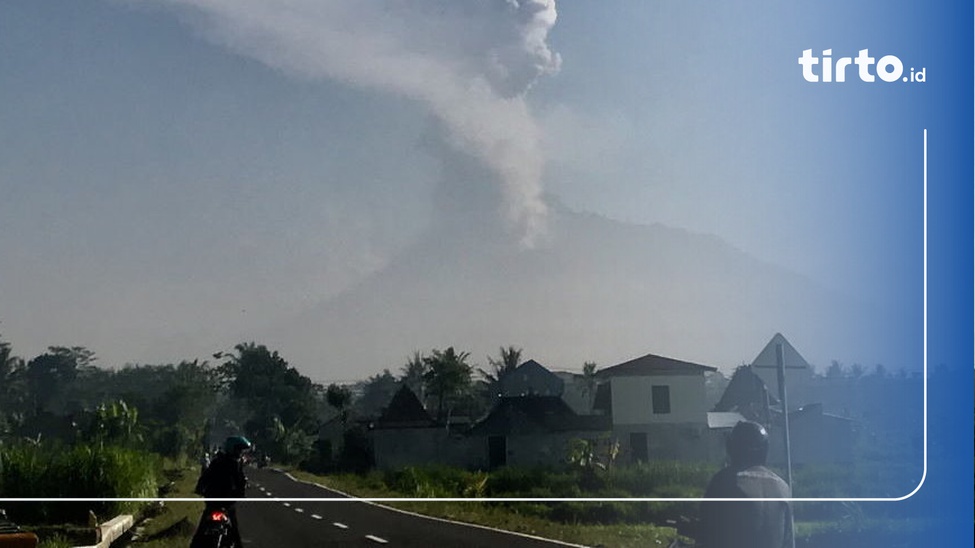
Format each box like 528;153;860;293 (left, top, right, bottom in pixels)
1;131;929;505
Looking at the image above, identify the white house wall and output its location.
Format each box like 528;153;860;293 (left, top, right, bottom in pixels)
610;375;708;425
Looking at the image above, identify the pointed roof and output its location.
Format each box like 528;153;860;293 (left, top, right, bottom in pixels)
498;359;564;396
712;365;778;422
751;333;810;370
596;352;717;378
512;359;551;375
376;384;434;428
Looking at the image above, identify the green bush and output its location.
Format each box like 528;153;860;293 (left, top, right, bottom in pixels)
0;441;159;524
381;465;490;498
486;465;580;497
603;461;714;497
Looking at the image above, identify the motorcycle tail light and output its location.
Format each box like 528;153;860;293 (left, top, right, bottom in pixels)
209;510;228;522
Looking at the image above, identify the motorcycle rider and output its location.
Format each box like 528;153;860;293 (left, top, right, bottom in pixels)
700;420;794;548
192;435;252;547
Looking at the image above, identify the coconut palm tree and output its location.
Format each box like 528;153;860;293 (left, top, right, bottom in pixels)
399;351;428;403
0;335;27;434
479;345;522;383
423;347;474;421
477;345;522;405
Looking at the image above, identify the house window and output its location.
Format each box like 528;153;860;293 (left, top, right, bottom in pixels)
652;385;671;414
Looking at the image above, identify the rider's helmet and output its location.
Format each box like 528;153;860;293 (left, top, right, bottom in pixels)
726;420;769;467
223;435;253;457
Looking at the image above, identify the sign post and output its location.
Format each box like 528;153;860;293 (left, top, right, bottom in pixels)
751;333;810;490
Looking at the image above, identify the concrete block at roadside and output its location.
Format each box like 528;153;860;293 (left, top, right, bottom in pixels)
72;515;134;548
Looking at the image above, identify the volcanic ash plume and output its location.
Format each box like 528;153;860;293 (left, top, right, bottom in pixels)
156;0;561;246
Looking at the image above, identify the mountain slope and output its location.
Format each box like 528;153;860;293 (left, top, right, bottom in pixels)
265;203;892;380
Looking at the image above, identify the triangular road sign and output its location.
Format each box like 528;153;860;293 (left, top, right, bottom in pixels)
751;333;810;369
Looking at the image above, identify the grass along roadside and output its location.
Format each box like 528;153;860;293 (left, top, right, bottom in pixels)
285;468;684;548
126;466;204;548
6;464;198;548
284;467;934;548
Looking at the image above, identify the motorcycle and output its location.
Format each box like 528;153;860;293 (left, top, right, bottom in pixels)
190;507;239;548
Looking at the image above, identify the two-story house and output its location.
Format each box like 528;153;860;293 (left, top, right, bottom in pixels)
594;352;717;462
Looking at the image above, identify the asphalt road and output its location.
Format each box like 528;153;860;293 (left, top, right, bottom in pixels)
234;467;585;548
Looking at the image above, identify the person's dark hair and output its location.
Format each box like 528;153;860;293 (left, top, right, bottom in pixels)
727;420;769;467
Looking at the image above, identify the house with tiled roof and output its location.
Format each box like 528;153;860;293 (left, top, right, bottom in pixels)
594;352;719;462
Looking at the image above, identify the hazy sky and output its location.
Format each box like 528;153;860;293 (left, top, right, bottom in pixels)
0;1;924;377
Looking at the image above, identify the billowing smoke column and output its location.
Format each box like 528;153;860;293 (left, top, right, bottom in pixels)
154;0;561;246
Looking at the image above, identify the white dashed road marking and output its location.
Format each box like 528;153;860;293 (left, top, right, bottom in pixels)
294;508;304;513
282;502;291;507
310;514;323;520
365;535;388;544
332;523;348;529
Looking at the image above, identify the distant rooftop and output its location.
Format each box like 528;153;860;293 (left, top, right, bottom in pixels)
596;352;718;377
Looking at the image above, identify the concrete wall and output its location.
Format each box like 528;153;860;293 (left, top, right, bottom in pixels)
372;427;482;470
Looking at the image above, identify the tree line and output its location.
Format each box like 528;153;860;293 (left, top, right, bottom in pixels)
0;334;573;469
